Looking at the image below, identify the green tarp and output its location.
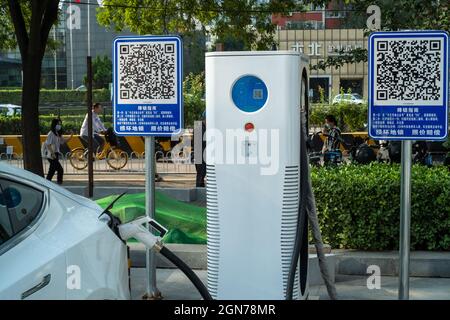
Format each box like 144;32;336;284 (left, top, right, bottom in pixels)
96;192;207;244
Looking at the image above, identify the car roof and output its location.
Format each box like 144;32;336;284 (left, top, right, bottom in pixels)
0;162;101;211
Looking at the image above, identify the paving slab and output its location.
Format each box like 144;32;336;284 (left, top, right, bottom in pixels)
334;250;450;278
131;269;450;300
313;275;450;300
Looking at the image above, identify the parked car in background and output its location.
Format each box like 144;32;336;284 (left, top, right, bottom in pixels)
332;93;365;105
0;163;130;300
0;104;21;117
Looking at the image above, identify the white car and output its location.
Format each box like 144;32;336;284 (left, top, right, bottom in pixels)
0;104;21;117
332;93;365;105
0;163;130;300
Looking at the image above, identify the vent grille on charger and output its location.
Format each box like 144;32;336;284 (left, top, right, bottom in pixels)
281;165;300;299
206;165;220;298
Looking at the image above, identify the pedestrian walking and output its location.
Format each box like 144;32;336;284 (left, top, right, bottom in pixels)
43;119;73;185
195;111;207;187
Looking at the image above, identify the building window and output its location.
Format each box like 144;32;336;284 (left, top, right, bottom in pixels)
340;78;363;96
286;20;324;30
325;10;347;18
309;4;325;11
310;77;330;103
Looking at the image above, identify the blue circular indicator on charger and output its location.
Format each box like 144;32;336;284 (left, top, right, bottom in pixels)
231;75;268;113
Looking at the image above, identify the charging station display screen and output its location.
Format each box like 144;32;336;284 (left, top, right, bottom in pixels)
232;75;268;112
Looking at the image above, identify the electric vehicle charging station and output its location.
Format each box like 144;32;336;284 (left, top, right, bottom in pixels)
205;51;310;300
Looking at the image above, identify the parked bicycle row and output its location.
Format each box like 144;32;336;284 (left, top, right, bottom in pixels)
308;131;450;167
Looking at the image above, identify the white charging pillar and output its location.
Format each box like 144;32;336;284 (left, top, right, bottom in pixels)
205;51;310;300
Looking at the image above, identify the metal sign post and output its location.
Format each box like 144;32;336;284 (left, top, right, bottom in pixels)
398;140;412;299
145;136;159;298
368;31;449;300
113;35;183;299
86;56;94;198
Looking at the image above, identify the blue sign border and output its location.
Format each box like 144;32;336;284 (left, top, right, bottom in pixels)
113;35;183;137
368;30;449;141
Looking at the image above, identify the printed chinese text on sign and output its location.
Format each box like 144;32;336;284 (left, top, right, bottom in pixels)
113;36;183;136
368;31;449;140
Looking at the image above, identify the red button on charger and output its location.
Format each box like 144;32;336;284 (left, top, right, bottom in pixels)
244;122;255;132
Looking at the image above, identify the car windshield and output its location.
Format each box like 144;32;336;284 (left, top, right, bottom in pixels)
353;94;363;99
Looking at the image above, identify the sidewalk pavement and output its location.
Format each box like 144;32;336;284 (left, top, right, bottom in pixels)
130;268;450;300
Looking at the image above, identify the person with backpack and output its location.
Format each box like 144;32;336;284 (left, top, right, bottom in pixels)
322;115;342;165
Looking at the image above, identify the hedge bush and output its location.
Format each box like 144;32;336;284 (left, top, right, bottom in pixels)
310;103;368;132
0;89;110;105
0;116;112;135
311;164;450;251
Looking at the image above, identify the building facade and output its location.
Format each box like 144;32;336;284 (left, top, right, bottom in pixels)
275;28;368;102
273;2;368;102
0;53;21;87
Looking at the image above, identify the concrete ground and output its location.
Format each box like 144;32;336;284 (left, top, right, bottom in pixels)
130;268;450;300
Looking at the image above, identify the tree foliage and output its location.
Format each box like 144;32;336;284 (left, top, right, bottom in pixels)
348;0;449;32
96;0;320;50
0;4;18;49
315;0;450;70
183;72;205;127
83;55;112;89
2;0;60;176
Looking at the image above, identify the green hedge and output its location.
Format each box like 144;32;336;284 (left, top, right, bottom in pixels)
312;164;450;251
0;116;112;135
310;103;368;132
0;89;111;105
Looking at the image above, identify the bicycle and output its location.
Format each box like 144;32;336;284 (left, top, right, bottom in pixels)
69;131;128;170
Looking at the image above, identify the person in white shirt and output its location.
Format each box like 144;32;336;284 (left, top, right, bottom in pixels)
43;118;73;184
80;103;107;154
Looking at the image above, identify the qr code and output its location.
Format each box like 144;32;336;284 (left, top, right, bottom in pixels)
117;41;178;103
374;38;444;105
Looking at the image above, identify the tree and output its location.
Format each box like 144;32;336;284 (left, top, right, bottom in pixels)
183;72;205;127
213;33;246;51
314;0;450;70
96;0;315;50
2;1;60;176
84;55;112;89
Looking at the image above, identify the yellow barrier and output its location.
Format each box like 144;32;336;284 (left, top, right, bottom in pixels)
0;135;146;155
318;132;376;151
1;132;377;155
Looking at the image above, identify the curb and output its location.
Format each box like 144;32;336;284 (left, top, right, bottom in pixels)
334;250;450;278
129;244;450;281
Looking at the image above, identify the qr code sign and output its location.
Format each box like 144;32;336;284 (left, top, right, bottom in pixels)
373;37;445;106
117;40;178;104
